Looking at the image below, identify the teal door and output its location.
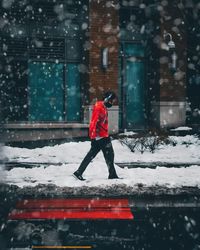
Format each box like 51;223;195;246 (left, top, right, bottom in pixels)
66;64;81;121
28;62;64;121
124;44;145;128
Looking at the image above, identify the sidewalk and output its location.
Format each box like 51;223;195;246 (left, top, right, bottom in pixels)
0;133;200;197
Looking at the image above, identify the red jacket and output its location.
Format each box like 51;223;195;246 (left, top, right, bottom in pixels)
89;101;109;139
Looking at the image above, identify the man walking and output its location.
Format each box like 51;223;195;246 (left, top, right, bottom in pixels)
73;91;119;181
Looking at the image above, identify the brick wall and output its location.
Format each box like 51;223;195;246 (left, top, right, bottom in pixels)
89;0;119;103
159;3;187;102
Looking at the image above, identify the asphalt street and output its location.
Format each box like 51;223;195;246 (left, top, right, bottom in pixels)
0;192;200;250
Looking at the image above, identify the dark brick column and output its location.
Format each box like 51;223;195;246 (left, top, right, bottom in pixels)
88;0;119;102
159;5;187;102
152;2;187;128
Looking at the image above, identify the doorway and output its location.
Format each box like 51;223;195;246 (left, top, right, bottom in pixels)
122;43;146;129
28;62;64;121
28;62;81;122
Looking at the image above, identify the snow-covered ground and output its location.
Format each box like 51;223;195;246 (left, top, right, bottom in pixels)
1;134;200;189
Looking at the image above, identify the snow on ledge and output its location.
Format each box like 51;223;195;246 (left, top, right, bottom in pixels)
170;126;192;131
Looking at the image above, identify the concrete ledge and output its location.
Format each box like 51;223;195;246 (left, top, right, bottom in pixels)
1;123;89;142
3;123;89;129
151;101;186;128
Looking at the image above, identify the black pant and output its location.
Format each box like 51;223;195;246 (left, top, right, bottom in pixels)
76;137;118;178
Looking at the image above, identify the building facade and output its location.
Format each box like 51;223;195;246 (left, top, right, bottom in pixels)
0;0;199;142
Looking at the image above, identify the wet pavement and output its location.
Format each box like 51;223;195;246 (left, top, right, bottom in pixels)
1;206;200;249
0;191;200;250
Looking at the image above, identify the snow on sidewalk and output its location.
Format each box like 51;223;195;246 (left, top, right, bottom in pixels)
0;135;200;188
2;161;200;188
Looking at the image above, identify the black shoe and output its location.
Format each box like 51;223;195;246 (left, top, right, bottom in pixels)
108;175;119;179
73;171;85;181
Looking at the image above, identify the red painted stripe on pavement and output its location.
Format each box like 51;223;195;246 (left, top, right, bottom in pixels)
8;209;134;220
11;207;131;212
9;198;134;220
16;198;129;209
